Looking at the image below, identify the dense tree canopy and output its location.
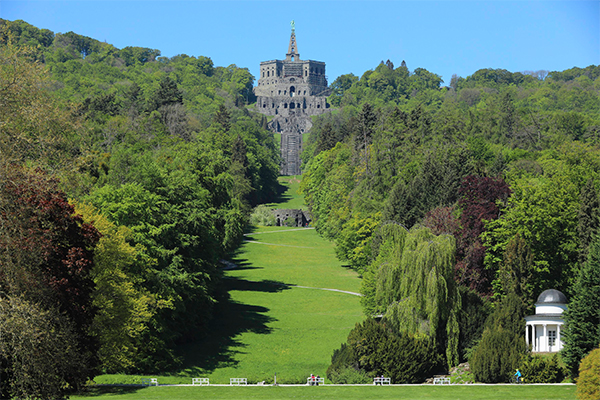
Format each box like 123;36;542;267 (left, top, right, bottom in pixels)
0;18;280;395
305;56;599;379
3;17;600;390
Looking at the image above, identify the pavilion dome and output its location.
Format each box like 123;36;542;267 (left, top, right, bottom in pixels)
536;289;568;304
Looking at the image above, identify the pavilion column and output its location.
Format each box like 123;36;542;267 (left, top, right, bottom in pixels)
525;324;529;347
543;324;548;352
557;324;562;350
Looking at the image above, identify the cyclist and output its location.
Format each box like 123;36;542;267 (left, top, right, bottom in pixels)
514;369;522;383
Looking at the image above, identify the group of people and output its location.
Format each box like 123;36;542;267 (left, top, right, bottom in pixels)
309;374;321;386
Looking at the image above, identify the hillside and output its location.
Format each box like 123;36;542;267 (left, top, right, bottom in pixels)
1;17;599;398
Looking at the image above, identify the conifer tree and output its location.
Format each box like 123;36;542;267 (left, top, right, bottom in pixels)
562;235;600;377
214;104;232;132
577;179;599;265
499;234;535;311
148;76;183;112
315;121;337;154
470;292;527;383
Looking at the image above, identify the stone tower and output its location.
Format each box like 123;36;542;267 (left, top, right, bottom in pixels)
254;21;329;175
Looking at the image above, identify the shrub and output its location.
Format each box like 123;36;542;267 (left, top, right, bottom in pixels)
520;354;566;383
449;363;475;384
328;366;372;384
576;348;600;400
457;286;492;362
328;318;442;384
249;205;275;226
470;291;528;383
327;343;356;380
470;327;527;383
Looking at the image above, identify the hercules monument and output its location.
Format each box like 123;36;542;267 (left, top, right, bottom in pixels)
254;21;330;175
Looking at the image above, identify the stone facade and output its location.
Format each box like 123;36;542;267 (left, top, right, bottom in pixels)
271;208;312;227
254;23;329;175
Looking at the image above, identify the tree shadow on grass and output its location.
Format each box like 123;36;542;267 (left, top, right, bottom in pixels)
224;238;261;271
75;386;142;397
225;278;291;293
175;277;290;376
271;181;292;206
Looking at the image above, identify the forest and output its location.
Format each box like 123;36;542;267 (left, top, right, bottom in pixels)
302;60;600;385
0;19;279;399
1;17;600;399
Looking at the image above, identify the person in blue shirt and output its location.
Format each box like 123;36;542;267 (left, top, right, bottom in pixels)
514;369;522;383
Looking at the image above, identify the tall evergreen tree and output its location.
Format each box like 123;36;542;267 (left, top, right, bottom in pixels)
214;104;231;132
499;234;535;311
561;235;600;377
354;103;376;173
315;121;338;154
148;76;183;112
470;292;528;383
577;179;599;265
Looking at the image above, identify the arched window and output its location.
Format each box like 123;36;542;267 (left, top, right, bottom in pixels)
289;86;295;97
284;103;288;109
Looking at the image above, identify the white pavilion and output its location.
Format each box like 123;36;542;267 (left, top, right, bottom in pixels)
524;289;568;353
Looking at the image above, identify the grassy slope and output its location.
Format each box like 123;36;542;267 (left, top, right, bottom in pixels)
73;384;577;400
94;180;362;385
75;182;578;399
264;176;306;210
175;227;363;384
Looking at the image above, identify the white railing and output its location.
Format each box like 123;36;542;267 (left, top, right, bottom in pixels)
230;378;248;385
433;377;451;385
192;377;209;385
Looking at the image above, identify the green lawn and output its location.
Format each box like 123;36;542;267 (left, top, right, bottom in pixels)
73;384;577;400
274;132;281;149
77;185;578;399
265;176;306;210
93;225;363;386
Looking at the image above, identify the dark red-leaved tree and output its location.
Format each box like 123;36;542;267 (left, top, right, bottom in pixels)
0;165;100;395
455;175;511;296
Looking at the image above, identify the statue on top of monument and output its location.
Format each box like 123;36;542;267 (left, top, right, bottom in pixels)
291;20;295;33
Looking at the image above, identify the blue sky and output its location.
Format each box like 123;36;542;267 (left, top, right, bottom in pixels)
1;1;598;85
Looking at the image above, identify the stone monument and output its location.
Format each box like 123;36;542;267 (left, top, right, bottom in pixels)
254;21;330;175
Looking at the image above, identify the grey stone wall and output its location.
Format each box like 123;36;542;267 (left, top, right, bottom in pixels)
271;209;312;227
